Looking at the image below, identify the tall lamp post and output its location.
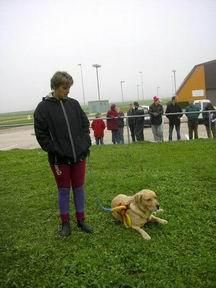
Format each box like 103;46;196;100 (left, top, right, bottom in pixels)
157;86;160;97
120;80;125;102
171;74;174;95
139;71;144;101
136;84;140;101
172;70;177;95
92;64;101;101
78;64;86;105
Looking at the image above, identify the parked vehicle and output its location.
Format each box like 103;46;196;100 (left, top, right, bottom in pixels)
141;105;151;127
193;99;211;124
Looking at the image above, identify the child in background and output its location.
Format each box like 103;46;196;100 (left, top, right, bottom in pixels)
91;112;106;145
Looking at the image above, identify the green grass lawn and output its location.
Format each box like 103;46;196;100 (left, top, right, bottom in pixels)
0;140;216;288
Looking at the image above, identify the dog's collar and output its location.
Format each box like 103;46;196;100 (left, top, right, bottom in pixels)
113;204;132;228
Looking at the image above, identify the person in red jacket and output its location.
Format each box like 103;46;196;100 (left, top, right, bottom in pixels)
106;104;120;144
91;113;106;145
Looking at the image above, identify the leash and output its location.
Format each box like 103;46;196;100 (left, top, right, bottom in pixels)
87;154;132;227
87;154;112;212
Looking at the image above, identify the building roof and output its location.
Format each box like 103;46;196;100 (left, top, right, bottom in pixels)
176;59;216;95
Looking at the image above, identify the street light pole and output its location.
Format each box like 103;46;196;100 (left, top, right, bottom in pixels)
78;64;86;105
172;70;177;95
136;84;140;101
139;71;144;101
120;80;125;102
92;64;101;101
171;74;174;95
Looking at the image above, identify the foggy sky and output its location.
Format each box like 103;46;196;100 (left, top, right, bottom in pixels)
0;0;216;113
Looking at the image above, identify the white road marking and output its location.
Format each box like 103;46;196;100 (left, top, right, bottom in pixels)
0;144;18;151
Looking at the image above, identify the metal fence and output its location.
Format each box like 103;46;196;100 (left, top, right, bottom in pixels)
0;111;215;151
89;110;216;144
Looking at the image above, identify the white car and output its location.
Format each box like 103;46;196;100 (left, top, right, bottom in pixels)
141;105;151;127
193;99;211;124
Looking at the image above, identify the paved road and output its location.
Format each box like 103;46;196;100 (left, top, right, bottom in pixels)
0;120;208;151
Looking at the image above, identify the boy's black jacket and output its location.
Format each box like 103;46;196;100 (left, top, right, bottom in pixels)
34;95;91;164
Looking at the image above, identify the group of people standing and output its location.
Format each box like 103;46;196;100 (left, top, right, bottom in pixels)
92;96;216;145
91;104;125;145
185;101;216;139
128;96;216;142
127;96;164;142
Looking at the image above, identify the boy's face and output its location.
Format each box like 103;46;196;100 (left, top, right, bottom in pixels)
54;85;71;99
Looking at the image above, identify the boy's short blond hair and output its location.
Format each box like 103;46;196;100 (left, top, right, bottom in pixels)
50;71;73;90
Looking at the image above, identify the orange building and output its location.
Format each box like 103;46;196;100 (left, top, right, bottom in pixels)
176;60;216;105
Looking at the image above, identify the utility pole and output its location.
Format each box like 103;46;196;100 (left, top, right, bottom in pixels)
139;71;144;101
92;64;101;101
137;84;140;101
120;80;125;102
78;64;86;105
172;70;177;95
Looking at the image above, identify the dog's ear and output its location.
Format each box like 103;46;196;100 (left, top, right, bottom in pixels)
134;193;142;204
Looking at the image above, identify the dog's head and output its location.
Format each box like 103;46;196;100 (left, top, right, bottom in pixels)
134;189;160;212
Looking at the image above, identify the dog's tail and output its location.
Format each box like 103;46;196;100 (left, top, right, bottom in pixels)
96;198;128;214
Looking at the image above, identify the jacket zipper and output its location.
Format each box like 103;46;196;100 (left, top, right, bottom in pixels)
60;100;77;163
49;130;58;164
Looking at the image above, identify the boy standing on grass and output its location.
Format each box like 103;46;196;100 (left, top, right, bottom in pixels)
91;112;106;145
34;71;93;237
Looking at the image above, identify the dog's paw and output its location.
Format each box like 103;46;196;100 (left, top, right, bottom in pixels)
153;208;164;214
160;219;168;225
142;233;151;241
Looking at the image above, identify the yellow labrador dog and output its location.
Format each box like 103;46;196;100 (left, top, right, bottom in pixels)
111;189;168;240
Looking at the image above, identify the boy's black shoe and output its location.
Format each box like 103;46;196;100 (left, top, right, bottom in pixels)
77;221;93;233
59;222;71;237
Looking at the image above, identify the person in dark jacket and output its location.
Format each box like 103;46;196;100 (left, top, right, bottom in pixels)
127;103;135;142
133;102;144;141
165;96;183;141
185;102;200;139
149;96;164;142
202;102;216;138
34;71;93;237
106;104;120;144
